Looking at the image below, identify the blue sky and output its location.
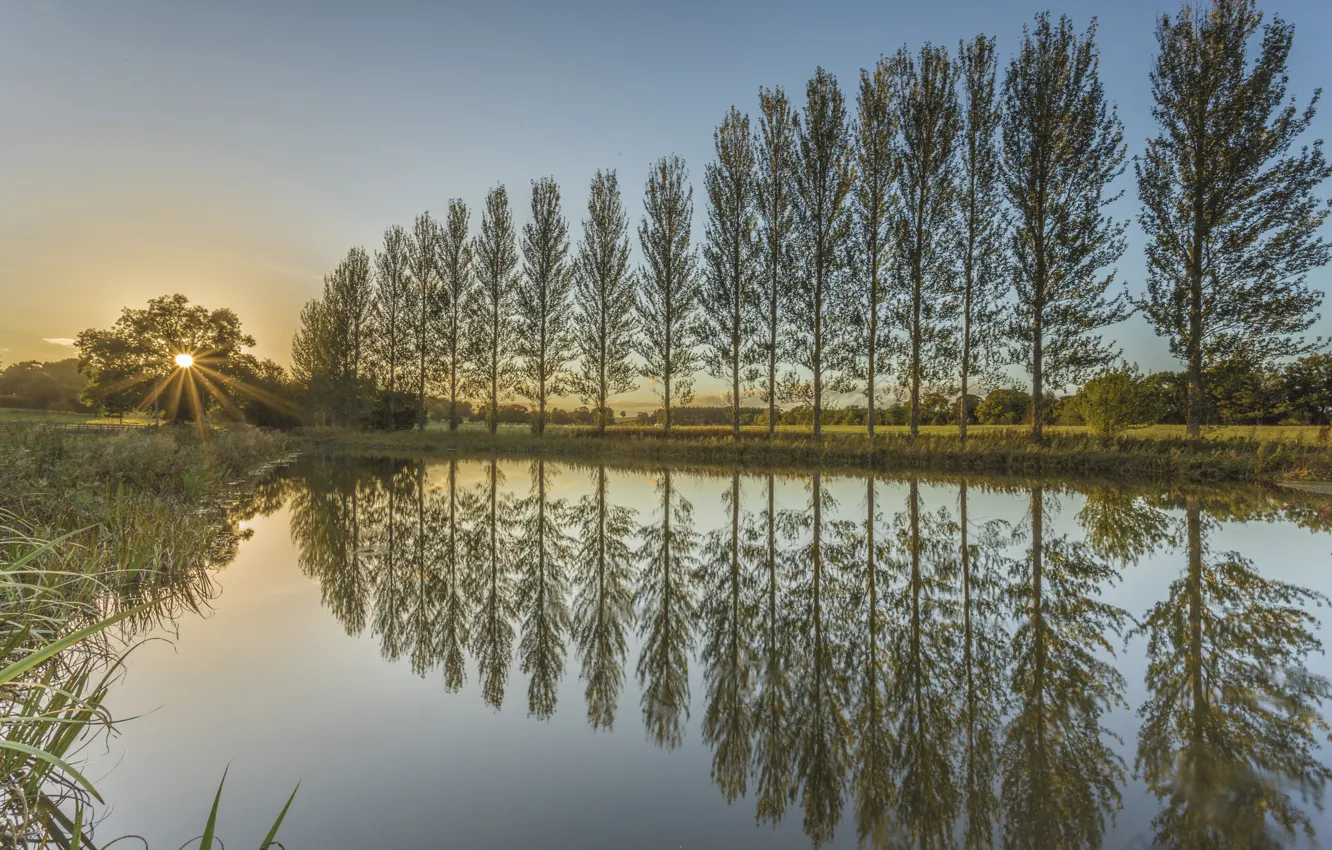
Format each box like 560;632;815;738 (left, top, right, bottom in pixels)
1;0;1328;405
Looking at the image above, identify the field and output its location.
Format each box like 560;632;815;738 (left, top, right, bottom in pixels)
424;418;1331;444
0;407;159;426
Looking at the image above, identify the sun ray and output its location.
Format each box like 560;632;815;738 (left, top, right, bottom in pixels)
197;365;304;418
190;367;246;422
181;368;208;435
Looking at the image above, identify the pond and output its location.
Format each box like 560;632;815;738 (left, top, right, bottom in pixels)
83;455;1332;848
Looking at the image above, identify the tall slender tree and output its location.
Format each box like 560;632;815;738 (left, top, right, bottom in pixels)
956;35;1008;443
753;87;800;438
853;58;897;437
468;186;521;434
1002;13;1130;441
407;212;442;430
516;177;576;434
372;225;414;423
889;43;962;440
436;200;474;430
789;68;856;440
328;247;375;408
571;170;638;435
701;107;761;440
635;155;701;435
1136;0;1331;438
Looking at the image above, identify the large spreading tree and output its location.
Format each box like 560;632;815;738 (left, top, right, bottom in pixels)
1136;0;1331;438
1002;13;1129;442
77;293;256;422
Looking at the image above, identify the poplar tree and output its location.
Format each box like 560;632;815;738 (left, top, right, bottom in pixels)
469;186;521;434
635;155;701;435
373;225;414;422
1136;0;1331;438
407;211;442;430
789;67;855;440
571;169;637;435
853;58;896;436
889;43;962;440
516;177;576;434
1002;13;1129;441
956;35;1009;442
436;200;474;430
753;87;799;437
329;246;375;413
701;106;760;440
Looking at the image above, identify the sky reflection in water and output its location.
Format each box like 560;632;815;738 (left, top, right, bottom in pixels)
87;456;1332;849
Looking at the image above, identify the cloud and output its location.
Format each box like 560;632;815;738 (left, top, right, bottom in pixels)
41;338;76;346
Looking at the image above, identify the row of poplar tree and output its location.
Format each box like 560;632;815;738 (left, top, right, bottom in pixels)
291;2;1331;441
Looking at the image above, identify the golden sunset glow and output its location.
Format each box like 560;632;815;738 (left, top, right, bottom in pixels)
174;353;195;369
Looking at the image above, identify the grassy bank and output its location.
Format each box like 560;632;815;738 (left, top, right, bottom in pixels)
2;425;291;847
297;425;1332;482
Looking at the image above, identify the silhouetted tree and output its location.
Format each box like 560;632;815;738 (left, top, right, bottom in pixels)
571;170;637;435
701;108;761;440
956;35;1009;442
468;187;521;434
889;43;962;439
407;212;442;429
1002;14;1129;441
852;59;896;436
372;225;414;423
437;201;474;430
516;178;576;434
635;156;701;435
753;87;800;438
788;69;856;440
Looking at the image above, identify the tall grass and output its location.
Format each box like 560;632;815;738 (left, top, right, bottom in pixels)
297;425;1332;482
1;426;293;849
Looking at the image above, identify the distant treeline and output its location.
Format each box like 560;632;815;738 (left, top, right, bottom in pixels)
0;359;89;412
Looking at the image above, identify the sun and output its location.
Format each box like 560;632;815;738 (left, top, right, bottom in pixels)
174;353;195;369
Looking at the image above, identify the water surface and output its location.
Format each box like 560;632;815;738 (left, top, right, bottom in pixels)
86;455;1332;848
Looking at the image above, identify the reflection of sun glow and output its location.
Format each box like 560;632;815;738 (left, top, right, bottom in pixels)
174;353;195;368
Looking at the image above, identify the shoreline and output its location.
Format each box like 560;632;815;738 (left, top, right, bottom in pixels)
293;427;1332;484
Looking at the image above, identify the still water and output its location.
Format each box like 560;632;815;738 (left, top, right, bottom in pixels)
86;455;1332;848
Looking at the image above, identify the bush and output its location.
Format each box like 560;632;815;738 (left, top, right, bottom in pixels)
1077;365;1160;436
975;388;1031;425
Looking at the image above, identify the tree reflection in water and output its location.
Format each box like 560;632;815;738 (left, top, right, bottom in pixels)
284;457;1332;848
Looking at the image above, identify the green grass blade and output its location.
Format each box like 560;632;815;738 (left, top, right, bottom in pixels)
201;766;228;850
0;739;103;802
260;782;300;849
0;605;144;685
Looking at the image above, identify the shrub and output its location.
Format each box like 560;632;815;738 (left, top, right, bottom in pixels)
1077;365;1160;436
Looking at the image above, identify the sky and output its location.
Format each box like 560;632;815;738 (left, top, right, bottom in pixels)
1;0;1329;409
